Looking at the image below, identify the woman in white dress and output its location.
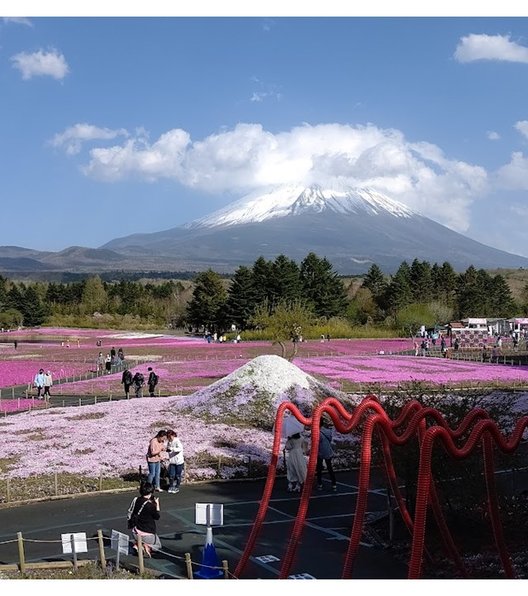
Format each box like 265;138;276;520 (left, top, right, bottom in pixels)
285;432;307;492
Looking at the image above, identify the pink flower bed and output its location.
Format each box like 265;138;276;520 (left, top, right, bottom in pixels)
0;399;47;414
0;360;92;387
295;355;528;387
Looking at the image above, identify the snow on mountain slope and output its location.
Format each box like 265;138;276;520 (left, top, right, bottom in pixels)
186;184;414;229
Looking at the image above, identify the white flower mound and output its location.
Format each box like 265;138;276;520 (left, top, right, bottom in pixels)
177;355;349;429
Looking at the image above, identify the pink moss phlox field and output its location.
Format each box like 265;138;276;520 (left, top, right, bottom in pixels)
295;354;528;386
0;397;273;480
0;399;47;414
0;360;92;387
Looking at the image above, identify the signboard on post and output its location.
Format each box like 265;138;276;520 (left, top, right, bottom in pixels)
195;503;223;526
111;529;129;556
61;532;88;554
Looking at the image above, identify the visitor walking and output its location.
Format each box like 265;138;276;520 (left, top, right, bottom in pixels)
316;422;337;491
34;369;45;399
285;432;307;493
117;347;125;361
128;482;162;557
43;370;53;399
104;353;112;373
147;367;159;397
96;352;104;373
166;429;185;493
146;430;168;491
132;371;145;398
121;367;133;398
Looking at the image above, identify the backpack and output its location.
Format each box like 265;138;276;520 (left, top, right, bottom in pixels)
123;370;132;384
134;373;144;386
127;496;148;529
149;372;159;386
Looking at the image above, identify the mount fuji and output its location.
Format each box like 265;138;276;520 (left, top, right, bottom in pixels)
102;184;528;274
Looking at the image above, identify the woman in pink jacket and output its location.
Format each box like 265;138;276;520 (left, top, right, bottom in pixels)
146;430;167;491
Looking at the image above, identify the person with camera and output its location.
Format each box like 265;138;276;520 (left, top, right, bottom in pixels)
128;482;161;557
146;430;167;491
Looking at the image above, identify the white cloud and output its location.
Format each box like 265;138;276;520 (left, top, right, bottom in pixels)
50;123;129;155
487;131;500;140
3;17;33;27
83;129;191;181
496;152;528;190
11;48;69;80
514;120;528;139
454;34;528;64
78;121;489;232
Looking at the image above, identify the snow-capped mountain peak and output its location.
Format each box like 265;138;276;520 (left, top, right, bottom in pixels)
186;184;415;229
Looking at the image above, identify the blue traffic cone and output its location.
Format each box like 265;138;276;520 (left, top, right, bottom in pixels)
194;527;224;579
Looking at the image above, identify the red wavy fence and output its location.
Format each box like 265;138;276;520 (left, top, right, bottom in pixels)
233;395;528;579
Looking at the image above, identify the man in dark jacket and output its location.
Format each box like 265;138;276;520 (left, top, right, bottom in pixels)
147;367;159;397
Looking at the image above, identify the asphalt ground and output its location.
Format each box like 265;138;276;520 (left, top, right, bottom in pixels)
0;471;407;580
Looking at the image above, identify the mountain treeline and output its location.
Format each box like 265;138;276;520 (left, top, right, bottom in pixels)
0;254;526;336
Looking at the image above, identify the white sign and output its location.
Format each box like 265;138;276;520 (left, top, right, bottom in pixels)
61;532;88;554
111;529;130;555
195;503;223;526
255;555;280;563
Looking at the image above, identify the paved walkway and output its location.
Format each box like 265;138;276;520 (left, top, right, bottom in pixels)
0;474;407;580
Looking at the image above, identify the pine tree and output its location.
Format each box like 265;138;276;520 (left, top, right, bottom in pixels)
226;266;259;330
251;256;273;309
300;252;348;318
186;269;227;332
409;259;434;303
268;255;302;309
382;261;412;313
361;263;387;300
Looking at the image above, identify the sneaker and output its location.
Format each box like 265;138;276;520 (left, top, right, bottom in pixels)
167;487;175;493
317;484;323;491
155;487;164;492
173;488;180;493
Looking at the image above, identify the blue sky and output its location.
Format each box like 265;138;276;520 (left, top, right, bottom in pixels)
2;9;528;259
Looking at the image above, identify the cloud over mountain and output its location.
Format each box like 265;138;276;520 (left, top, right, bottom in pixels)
78;122;488;233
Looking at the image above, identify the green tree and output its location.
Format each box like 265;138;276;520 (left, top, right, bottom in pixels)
362;264;387;300
487;274;516;317
394;303;437;337
81;276;108;315
382;261;412;314
268;255;302;308
186;269;227;332
250;300;315;360
409;259;434;303
300;252;348;318
21;286;48;327
226;266;259;330
252;256;273;308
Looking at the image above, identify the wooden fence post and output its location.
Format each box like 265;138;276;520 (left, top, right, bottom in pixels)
17;532;26;574
54;472;59;496
6;478;11;502
99;471;103;491
222;559;229;579
137;534;145;575
185;552;193;579
97;529;106;569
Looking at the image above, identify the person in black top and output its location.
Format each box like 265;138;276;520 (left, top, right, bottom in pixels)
121;367;133;398
147;367;159;397
129;482;161;556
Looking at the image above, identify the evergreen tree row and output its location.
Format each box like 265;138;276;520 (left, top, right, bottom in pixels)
186;252;349;333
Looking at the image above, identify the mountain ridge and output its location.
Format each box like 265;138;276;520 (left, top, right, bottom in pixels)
1;184;528;275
